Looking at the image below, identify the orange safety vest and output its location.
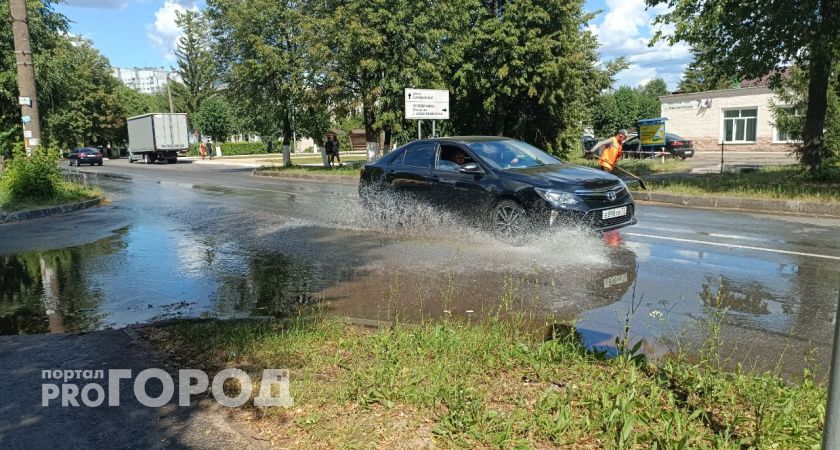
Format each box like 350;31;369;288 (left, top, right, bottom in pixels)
598;137;623;171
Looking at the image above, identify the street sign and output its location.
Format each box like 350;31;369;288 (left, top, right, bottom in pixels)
23;130;32;138
405;88;449;120
18;96;31;106
28;138;39;146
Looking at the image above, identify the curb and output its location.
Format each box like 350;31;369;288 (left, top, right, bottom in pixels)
0;197;103;224
63;168;132;181
252;169;359;185
633;191;840;218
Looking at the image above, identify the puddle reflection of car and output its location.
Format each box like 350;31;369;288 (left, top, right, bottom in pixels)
359;137;637;240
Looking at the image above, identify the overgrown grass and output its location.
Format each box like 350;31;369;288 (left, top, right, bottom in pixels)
150;314;825;448
0;181;101;212
639;165;840;202
256;164;360;177
566;154;690;176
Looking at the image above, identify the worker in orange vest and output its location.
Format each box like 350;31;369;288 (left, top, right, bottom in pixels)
596;129;627;172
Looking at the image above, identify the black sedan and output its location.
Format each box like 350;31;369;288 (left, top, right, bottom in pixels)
359;137;636;240
68;147;103;166
622;133;695;159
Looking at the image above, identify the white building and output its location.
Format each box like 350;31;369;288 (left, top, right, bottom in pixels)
112;67;181;94
660;84;798;152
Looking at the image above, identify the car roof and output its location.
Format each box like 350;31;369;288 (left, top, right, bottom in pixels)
431;136;516;144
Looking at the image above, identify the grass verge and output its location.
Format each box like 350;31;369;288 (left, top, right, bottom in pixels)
148;316;825;448
636;165;840;203
255;164;360;177
0;181;102;212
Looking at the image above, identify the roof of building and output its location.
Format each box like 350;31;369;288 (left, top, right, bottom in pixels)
660;85;773;102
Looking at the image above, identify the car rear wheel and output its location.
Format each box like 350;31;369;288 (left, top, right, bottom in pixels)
492;199;528;244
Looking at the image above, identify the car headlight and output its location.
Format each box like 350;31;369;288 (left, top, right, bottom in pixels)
535;188;579;206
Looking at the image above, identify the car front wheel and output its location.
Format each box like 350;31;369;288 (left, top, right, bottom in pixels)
492;199;529;244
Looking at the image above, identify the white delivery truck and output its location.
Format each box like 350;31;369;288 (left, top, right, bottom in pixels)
127;113;189;164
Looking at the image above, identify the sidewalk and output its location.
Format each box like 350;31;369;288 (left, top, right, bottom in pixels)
0;328;268;449
183;151;368;168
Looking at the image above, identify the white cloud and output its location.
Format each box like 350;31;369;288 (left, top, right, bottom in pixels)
590;0;691;89
147;0;199;62
63;0;129;9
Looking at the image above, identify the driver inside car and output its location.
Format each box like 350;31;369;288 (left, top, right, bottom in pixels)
437;148;468;171
452;150;466;166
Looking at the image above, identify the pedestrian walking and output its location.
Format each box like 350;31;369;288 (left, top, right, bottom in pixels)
199;141;207;160
326;135;341;167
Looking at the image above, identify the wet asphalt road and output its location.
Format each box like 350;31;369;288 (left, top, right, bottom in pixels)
3;157;840;378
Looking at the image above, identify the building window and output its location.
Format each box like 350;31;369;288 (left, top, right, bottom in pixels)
774;107;802;143
723;108;757;143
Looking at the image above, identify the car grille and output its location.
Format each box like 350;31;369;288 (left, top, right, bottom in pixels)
575;186;630;207
583;203;635;229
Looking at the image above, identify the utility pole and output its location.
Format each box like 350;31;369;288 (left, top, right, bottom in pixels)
823;288;840;450
166;72;174;113
10;0;42;156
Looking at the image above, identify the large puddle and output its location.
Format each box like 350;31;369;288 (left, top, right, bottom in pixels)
0;222;636;335
3;174;840;378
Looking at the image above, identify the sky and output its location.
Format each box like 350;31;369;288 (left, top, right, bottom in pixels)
55;0;692;89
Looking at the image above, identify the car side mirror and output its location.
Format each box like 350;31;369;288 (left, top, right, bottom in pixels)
458;163;483;174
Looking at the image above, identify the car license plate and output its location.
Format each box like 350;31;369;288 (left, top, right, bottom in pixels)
602;206;627;220
603;273;628;288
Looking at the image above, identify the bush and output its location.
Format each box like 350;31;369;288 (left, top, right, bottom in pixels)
220;142;267;155
188;142;268;157
1;151;62;203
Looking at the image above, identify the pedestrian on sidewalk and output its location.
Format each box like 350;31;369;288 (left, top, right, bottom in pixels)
199;141;207;160
326;135;341;167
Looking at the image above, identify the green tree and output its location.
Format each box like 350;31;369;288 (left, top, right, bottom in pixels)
172;10;216;124
450;0;622;156
1;0;67;152
592;93;621;137
194;95;234;143
591;79;666;136
206;0;319;165
648;0;840;173
678;56;733;93
638;78;668;119
313;0;390;159
772;63;840;166
37;37;125;149
114;84;159;119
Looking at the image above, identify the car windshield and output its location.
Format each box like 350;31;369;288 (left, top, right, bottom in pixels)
466;140;562;169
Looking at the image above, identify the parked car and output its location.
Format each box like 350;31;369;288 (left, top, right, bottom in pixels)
582;135;600;156
622;133;695;159
359;137;636;241
68;147;103;166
